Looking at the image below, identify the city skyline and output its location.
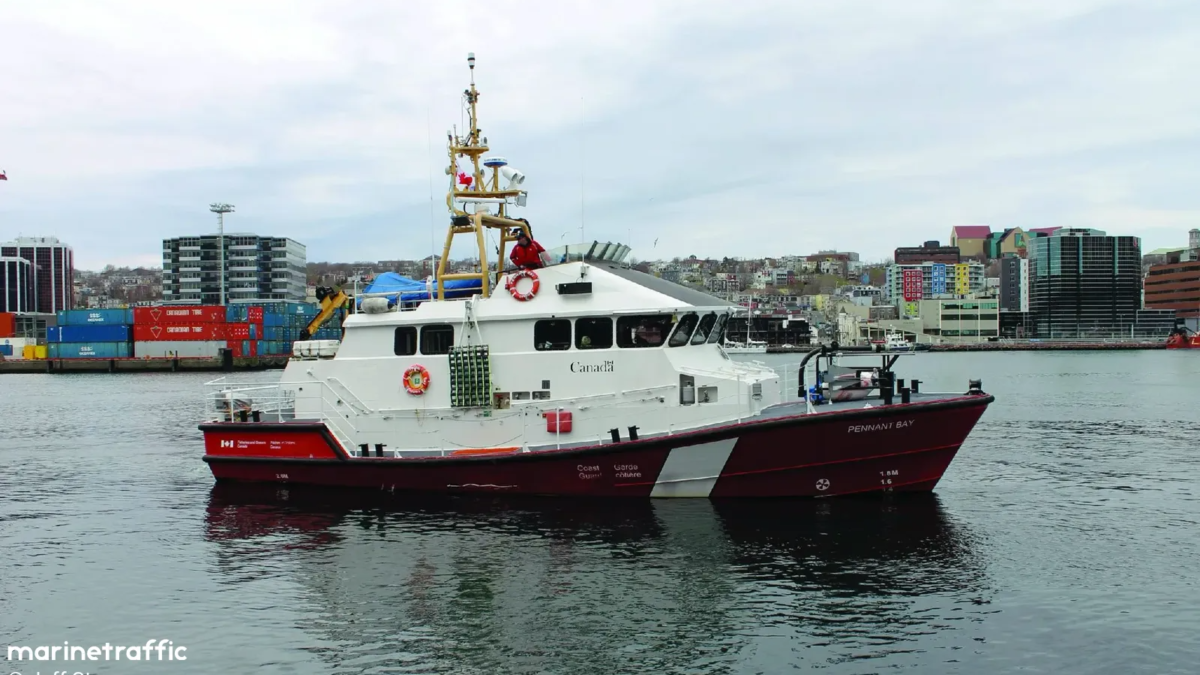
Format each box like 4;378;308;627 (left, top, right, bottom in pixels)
3;1;1199;270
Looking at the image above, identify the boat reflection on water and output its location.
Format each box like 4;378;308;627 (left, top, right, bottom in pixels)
204;486;990;673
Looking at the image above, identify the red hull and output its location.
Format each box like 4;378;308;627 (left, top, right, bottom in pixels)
201;395;992;498
1165;336;1200;349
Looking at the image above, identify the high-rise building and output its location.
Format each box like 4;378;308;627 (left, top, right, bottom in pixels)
161;234;307;305
1;256;35;312
0;236;75;313
998;255;1030;313
1028;228;1172;338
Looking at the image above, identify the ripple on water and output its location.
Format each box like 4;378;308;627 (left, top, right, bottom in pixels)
2;355;1199;674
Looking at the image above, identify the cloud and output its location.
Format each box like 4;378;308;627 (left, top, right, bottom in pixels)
1;0;1198;269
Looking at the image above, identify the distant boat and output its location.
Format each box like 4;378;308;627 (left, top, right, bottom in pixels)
883;331;913;353
1166;326;1200;349
722;339;768;354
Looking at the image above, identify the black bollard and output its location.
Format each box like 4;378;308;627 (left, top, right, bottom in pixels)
251;410;261;422
880;372;894;405
968;379;983;394
237;409;249;422
610;428;621;444
910;379;920;394
375;443;384;457
900;386;911;404
358;443;368;457
628;425;639;442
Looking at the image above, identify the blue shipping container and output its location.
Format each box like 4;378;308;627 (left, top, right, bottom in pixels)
49;324;131;343
0;344;12;356
257;340;286;355
56;308;134;326
48;342;132;359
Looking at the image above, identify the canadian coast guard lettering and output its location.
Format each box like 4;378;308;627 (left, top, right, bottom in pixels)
847;419;914;433
570;360;614;373
578;464;602;480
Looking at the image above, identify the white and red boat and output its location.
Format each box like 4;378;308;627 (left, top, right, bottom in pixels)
199;54;993;498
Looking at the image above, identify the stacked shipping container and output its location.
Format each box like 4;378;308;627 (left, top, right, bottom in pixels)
226;301;344;356
48;308;136;359
39;302;344;359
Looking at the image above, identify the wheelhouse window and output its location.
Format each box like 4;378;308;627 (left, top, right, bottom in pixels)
575;317;613;350
617;314;673;348
690;313;717;345
534;319;571;351
393;326;417;356
420;324;454;355
668;313;699;347
707;313;729;344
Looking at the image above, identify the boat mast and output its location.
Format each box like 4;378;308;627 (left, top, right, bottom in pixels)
436;53;531;300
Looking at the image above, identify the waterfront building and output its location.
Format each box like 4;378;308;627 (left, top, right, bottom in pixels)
0;236;75;313
894;241;960;265
1028;228;1173;338
918;298;1000;341
1144;242;1200;322
998;255;1030;313
161;234;307;305
0;256;35;313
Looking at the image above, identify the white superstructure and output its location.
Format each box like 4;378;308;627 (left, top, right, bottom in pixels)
279;256;779;455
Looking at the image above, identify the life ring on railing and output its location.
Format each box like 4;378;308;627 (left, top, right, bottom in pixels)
505;269;540;301
403;364;431;395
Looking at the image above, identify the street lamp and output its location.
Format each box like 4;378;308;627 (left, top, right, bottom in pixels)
209;203;234;306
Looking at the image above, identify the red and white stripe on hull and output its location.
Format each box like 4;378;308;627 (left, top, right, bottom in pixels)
201;395;992;498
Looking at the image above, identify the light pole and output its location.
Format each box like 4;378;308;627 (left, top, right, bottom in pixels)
209;203;234;306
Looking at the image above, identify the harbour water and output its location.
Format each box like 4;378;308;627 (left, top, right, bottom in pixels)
2;351;1197;674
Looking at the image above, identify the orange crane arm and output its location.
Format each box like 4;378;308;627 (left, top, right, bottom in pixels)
299;287;348;340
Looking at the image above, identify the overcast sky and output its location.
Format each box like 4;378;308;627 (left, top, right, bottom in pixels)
2;0;1198;270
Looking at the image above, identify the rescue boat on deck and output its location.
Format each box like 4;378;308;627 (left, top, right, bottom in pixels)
199;54;994;498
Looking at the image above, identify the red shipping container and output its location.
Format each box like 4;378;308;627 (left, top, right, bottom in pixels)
248;340;258;357
135;306;227;325
134;323;226;341
247;306;264;322
226;323;251;340
0;312;14;338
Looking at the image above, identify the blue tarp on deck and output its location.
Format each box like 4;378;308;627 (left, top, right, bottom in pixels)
357;273;483;307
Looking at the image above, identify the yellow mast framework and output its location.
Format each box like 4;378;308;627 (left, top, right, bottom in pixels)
436;53;531;300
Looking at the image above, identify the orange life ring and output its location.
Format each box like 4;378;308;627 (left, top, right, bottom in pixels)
403;364;431;395
506;269;540;301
